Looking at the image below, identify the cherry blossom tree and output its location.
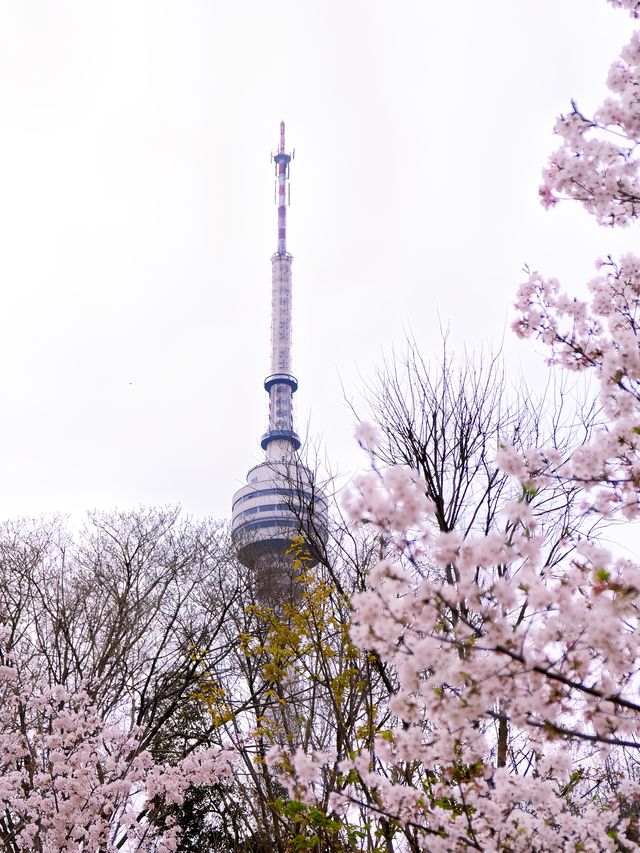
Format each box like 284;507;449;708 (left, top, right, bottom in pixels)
0;630;232;852
0;510;239;852
266;2;640;849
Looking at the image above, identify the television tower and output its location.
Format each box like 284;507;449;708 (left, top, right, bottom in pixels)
231;122;327;595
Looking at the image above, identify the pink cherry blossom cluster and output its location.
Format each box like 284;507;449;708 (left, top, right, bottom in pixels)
609;0;640;18
318;752;627;853
514;254;640;519
342;465;436;538
269;453;640;847
0;643;232;852
541;2;640;224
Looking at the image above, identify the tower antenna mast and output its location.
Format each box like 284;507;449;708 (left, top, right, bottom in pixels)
275;119;290;255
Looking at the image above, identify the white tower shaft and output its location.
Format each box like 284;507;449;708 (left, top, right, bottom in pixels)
271;254;292;376
262;121;299;461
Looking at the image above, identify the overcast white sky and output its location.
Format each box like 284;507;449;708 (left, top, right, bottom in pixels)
0;0;635;522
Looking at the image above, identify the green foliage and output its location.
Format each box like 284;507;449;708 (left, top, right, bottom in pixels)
274;798;380;852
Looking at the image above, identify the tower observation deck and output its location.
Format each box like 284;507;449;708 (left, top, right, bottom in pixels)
231;122;327;594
